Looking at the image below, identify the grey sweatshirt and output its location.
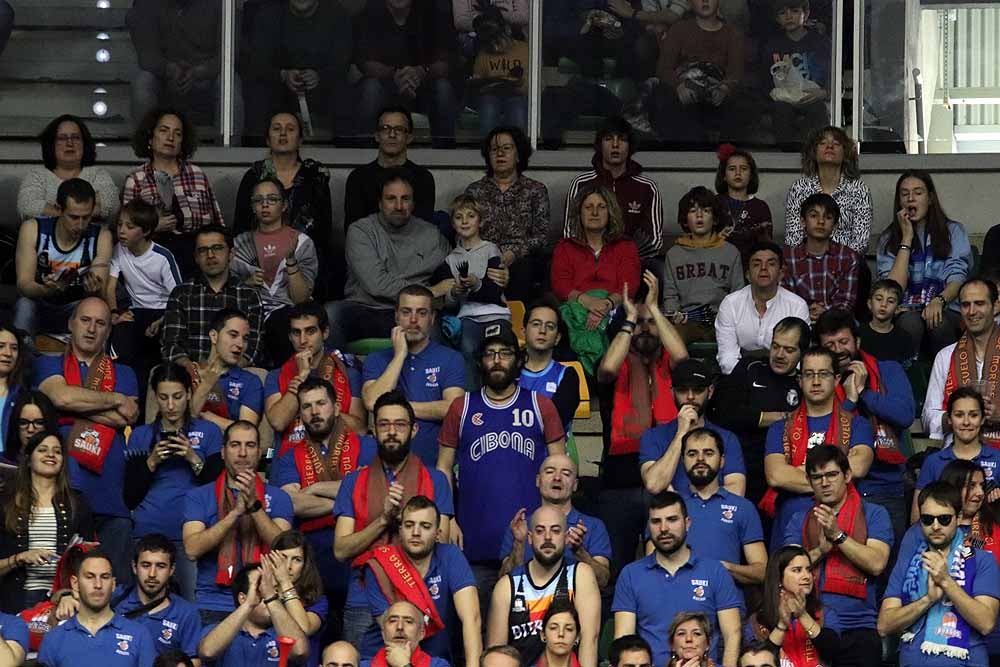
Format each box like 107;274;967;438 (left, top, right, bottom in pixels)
663;240;745;313
344;213;451;308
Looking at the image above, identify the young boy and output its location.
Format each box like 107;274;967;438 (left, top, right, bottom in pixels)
107;200;182;390
860;278;917;365
663;186;744;343
443;195;511;387
762;0;831;143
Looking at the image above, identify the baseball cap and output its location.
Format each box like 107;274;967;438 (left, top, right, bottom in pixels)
671;358;719;389
479;322;519;354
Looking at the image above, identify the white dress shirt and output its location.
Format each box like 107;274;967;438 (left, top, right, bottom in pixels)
715;285;809;374
923;341;982;440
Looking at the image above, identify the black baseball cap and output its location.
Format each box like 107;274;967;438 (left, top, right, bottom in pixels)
672;358;719;389
479;323;519;354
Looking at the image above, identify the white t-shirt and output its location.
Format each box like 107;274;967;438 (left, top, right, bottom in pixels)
109;241;182;310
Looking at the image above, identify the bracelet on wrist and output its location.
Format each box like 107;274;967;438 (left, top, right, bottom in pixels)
774;624;788;632
898;244;911;251
263;594;280;605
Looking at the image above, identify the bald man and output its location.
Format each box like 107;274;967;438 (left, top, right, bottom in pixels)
323;640;360;667
487;506;601;667
499;454;612;587
35;296;139;581
360;601;451;667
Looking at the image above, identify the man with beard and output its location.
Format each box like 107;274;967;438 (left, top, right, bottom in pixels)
925;278;1000;446
499;454;612;588
815;307;915;548
437;329;566;622
763;347;874;551
710;316;808;504
182;420;294;624
39;550;157;667
677;428;766;586
878;481;1000;667
596;270;687;576
112;534;202;660
362;284;466;466
640;358;747;497
362;496;481;664
783;446;892;667
612;491;742;667
187;308;264;433
359;601;452;667
334;390;454;649
272;377;378;612
486;505;601;667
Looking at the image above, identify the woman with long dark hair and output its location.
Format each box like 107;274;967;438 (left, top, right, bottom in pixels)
940;459;1000;562
750;545;838;667
0;430;94;613
265;530;327;667
3;389;58;466
0;324;27;461
876;170;971;356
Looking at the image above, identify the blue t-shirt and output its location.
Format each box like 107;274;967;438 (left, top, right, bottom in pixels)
363;543;476;660
112;587;202;658
684;487;764;567
639;419;746;492
38;614;156;667
201;624;286;667
127;418;224;540
34;355;139;518
0;611;29;655
362;342;466;466
498;507;612;565
333;462;454;609
783;501;893;633
611;552;742;667
917;446;1000;490
885;539;1000;667
214;367;264;420
305;596;329;667
764;413;874;549
181;481;295;612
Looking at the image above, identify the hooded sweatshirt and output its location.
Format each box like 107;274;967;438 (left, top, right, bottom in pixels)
663;234;745;313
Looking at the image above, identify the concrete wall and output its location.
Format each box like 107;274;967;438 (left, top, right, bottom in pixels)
2;142;999;249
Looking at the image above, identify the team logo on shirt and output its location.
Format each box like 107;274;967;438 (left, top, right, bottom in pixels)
264;493;273;512
721;504;737;523
471;413;485;426
115;633;134;656
188;432;203;449
228;382;243;399
267;641;280;660
160;627;173;643
691;579;708;601
425;367;441;387
429;582;440;597
981;460;996;479
546;382;558;393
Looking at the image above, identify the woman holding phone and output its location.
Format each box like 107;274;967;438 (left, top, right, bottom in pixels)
124;362;224;600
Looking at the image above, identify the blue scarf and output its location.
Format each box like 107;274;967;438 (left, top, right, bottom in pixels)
900;531;977;660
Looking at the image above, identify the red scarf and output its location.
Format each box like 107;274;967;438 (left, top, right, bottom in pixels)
214;472;268;585
351;456;435;567
187;362;231;420
610;349;677;455
969;514;1000;565
758;400;853;517
802;484;868;599
62;351;118;474
372;646;432;667
293;418;362;533
535;652;583;667
944;329;1000;447
835;351;905;464
276;352;353;458
366;545;445;637
752;614;822;667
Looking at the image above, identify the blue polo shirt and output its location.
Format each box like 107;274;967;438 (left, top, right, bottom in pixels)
333;462;454;610
0;611;29;655
201;624;286;667
38;613;156;667
885;539;1000;667
611;551;742;667
638;419;746;492
215;367;264;420
362;543;476;660
112;587;202;658
498;507;612;565
127;418;224;540
34;355;139;518
182;481;294;612
917;446;1000;490
765;413;874;549
362;342;466;466
684;487;764;567
305;596;329;667
783;501;893;633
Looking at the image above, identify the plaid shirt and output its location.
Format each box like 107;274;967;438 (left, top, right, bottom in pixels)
782;241;861;312
161;273;263;364
123;161;224;233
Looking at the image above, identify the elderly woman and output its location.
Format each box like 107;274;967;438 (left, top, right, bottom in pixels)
465;126;550;301
17;115;119;223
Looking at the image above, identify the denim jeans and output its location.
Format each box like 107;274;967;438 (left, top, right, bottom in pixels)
13;297;78;339
96;514;134;585
596;486;648;580
475;94;527;137
131;69;244;139
355;76;457;147
342;605;377;650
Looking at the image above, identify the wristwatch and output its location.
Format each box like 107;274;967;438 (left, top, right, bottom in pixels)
832;530;849;545
246;499;263;514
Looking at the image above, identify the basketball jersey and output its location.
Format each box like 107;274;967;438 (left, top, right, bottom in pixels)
456;387;549;562
34;216;101;304
518;361;566;400
507;562;578;666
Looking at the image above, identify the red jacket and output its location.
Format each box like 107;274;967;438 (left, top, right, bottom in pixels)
551;237;641;302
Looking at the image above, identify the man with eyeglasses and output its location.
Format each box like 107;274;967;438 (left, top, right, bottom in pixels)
763;347;874;550
344;106;436;226
161;224;264;367
333;390;453;648
878;480;1000;667
437;328;566;621
782;445;892;667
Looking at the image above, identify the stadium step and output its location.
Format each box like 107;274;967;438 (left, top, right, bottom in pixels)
0;28;136;81
0;82;131;137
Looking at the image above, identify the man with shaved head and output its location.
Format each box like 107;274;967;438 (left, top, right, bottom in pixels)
499;454;612;587
361;601;451;667
323;640;360;667
487;505;601;667
35;295;140;581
